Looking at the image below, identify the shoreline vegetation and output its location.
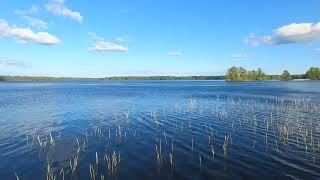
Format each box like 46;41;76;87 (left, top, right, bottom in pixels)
225;66;320;81
0;67;319;81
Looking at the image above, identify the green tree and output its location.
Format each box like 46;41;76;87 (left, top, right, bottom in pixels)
238;67;247;80
280;70;292;80
306;67;320;80
256;68;267;80
225;66;241;81
225;67;269;81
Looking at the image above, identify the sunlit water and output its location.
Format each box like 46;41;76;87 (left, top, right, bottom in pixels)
0;80;320;179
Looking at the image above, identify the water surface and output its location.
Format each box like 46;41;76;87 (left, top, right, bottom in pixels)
0;80;320;179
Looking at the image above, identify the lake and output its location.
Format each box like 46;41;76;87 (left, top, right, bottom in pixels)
0;80;320;179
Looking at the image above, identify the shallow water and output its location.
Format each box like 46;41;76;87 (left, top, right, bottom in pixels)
0;80;320;179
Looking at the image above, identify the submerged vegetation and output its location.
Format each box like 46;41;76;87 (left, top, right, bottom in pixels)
11;94;320;179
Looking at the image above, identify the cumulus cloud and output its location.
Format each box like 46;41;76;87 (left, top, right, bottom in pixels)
14;5;47;29
115;37;128;43
246;22;320;46
89;41;128;52
88;32;128;52
22;16;48;29
232;53;250;59
45;0;83;23
0;57;30;67
0;19;60;45
168;51;183;56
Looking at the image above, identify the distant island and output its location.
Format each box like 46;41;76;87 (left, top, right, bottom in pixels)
224;66;320;81
0;67;319;81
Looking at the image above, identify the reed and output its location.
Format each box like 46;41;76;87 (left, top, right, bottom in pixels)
111;151;118;175
169;153;173;169
50;132;54;146
59;168;64;180
104;150;120;176
171;138;174;152
76;138;80;153
70;155;79;174
192;138;194;151
47;163;56;180
14;172;19;180
83;140;86;151
105;153;111;172
125;111;130;122
96;152;99;166
89;164;97;180
223;135;229;157
155;144;160;164
37;135;43;148
211;145;215;159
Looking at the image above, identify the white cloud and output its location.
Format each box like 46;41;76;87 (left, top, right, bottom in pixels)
115;37;128;43
246;22;320;46
89;41;128;52
232;53;250;59
45;0;83;23
168;51;183;56
22;16;48;29
0;19;60;45
14;5;39;15
14;5;47;29
0;57;30;67
88;32;128;52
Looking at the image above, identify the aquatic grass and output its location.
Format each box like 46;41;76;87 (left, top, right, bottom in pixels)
12;94;320;178
37;135;43;148
70;155;79;174
211;145;215;159
104;150;120;176
49;132;54;146
191;138;194;151
47;163;56;180
59;168;64;180
169;152;173;170
14;172;19;180
89;164;97;180
155;144;161;165
223;135;229;157
96;152;99;166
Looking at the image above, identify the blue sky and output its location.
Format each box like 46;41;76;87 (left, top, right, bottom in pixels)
0;0;320;77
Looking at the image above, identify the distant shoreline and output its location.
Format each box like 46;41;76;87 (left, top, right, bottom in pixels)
0;75;313;81
0;75;224;81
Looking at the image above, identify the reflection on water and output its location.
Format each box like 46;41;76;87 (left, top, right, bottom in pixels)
0;80;320;179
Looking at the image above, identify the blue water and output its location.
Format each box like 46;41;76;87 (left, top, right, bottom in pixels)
0;80;320;179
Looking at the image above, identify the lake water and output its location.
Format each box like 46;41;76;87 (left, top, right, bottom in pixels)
0;80;320;179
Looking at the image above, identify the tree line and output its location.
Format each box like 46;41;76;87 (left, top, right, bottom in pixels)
104;76;224;80
0;75;225;81
225;67;320;81
1;67;319;81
